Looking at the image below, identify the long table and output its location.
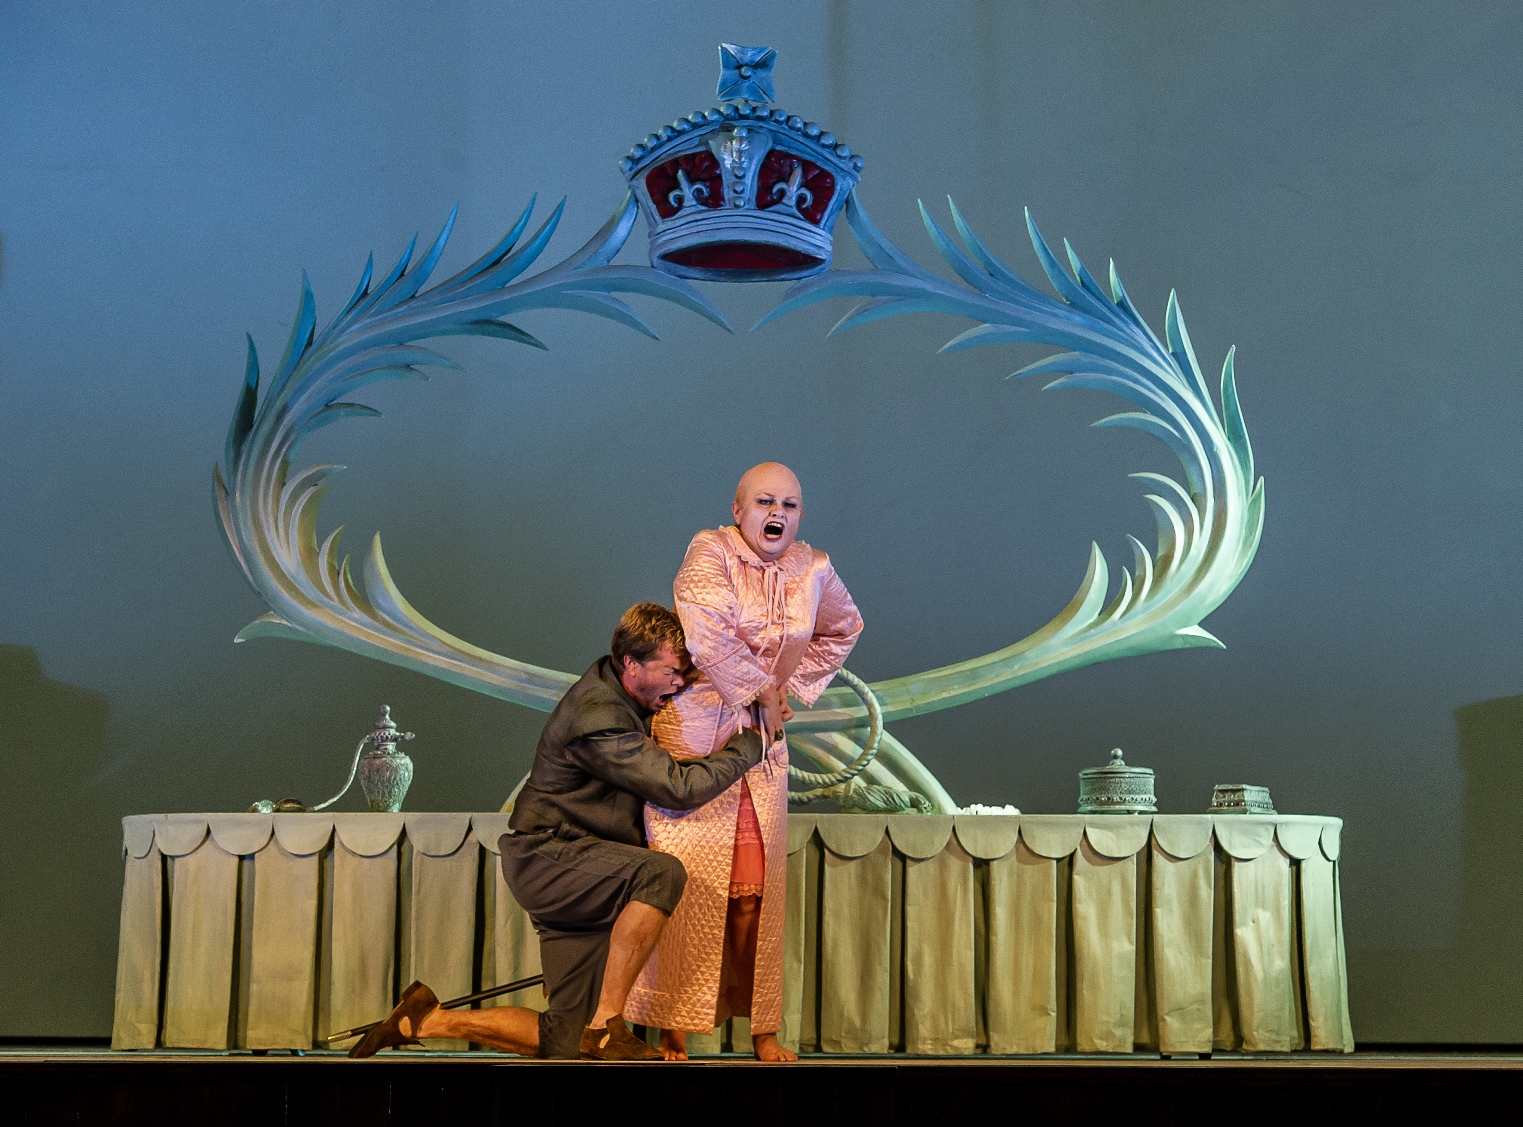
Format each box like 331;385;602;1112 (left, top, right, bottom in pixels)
112;812;1352;1054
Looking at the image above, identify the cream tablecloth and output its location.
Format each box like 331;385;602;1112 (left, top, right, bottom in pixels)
112;812;1351;1054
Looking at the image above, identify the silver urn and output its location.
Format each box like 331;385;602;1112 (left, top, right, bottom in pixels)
358;705;415;813
1078;748;1157;814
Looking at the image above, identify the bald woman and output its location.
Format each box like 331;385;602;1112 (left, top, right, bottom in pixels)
623;464;863;1061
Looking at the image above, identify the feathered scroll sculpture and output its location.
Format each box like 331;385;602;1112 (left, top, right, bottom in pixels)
765;196;1264;810
217;194;1263;816
215;196;726;711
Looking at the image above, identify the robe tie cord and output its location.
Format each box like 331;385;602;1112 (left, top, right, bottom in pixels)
324;973;545;1045
759;562;789;752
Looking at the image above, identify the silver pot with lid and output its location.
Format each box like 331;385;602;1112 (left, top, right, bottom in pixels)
1078;748;1157;814
1208;784;1276;815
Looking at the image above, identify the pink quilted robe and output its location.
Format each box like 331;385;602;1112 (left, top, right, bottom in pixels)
624;526;862;1034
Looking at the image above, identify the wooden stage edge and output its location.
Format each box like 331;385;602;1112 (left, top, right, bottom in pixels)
5;1049;1523;1123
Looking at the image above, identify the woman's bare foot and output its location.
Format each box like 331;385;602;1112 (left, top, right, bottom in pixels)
659;1028;688;1061
752;1032;797;1062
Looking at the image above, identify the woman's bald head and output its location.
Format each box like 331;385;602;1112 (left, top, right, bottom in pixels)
734;462;802;507
732;462;804;563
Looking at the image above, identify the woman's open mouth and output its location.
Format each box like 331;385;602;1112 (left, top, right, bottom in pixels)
763;518;786;540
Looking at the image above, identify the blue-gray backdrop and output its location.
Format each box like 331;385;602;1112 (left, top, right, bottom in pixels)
3;0;1520;1041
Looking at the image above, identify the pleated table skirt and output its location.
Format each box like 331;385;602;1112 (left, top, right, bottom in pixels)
111;812;1351;1054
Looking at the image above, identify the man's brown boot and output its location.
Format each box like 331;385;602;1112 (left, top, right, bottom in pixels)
579;1015;663;1061
348;981;438;1058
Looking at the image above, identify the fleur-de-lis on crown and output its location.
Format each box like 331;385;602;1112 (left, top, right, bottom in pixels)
668;168;710;210
769;164;812;214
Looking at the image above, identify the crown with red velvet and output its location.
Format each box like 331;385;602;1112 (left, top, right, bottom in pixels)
619;44;864;282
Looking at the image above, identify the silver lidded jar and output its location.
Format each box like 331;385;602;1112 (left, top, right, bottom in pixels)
1078;748;1157;814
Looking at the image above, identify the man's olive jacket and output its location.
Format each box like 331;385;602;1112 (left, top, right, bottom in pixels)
508;656;764;847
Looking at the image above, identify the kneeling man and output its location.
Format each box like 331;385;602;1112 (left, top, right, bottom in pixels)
350;602;763;1060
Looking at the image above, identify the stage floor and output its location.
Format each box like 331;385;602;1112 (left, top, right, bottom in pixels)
5;1048;1523;1123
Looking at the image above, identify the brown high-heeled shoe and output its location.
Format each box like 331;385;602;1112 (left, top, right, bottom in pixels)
347;981;439;1058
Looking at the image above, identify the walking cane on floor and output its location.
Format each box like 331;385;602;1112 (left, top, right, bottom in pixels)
325;974;545;1046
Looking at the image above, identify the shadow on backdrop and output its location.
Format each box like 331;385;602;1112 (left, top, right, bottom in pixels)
0;644;113;1037
1351;692;1523;1043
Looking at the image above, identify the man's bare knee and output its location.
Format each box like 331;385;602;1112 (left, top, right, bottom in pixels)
617;898;669;932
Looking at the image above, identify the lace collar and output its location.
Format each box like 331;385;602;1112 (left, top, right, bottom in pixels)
722;524;812;577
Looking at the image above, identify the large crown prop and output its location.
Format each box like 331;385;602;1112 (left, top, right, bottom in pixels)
620;44;863;282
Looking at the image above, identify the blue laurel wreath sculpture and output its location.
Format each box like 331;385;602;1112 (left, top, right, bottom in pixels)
216;191;1263;814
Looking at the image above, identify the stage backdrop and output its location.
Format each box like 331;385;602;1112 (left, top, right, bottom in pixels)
3;0;1521;1042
